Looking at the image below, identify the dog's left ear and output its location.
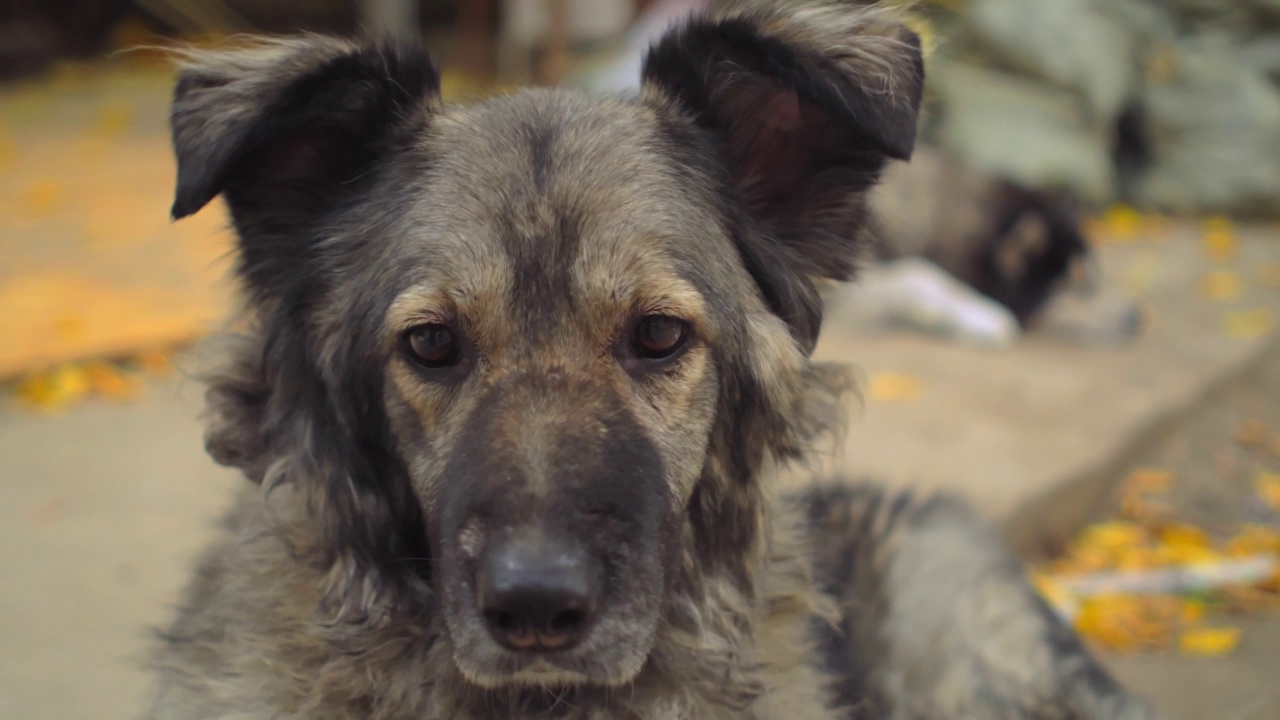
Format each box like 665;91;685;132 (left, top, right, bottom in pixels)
642;5;924;349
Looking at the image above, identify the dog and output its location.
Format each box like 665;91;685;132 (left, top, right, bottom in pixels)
827;148;1144;348
149;4;1161;718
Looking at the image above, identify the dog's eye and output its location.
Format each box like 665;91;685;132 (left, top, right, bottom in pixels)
631;315;690;361
405;324;462;368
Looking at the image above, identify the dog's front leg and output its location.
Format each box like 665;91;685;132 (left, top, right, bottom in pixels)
796;483;1163;720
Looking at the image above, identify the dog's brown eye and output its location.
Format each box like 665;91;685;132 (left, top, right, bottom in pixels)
405;324;461;368
632;315;689;361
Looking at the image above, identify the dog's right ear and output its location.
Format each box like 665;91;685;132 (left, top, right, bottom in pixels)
169;36;439;227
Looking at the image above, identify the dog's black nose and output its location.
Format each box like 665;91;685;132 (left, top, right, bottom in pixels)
477;540;600;652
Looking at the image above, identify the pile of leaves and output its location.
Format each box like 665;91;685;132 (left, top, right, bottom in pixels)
1031;437;1280;656
4;346;177;412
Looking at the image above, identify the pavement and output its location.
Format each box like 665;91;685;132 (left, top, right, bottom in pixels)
0;227;1277;718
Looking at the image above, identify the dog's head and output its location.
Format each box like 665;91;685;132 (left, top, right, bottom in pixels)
171;6;921;691
965;186;1140;345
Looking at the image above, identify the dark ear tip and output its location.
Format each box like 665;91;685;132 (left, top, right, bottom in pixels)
171;190;207;220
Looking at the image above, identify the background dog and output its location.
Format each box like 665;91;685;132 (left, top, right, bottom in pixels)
149;3;1159;718
830;148;1144;348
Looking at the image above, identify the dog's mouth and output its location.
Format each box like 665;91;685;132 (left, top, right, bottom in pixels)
450;624;653;691
455;650;600;690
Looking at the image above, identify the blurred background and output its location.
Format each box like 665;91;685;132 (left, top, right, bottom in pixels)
0;1;1278;718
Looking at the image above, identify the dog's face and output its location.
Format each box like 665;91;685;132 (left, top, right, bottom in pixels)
171;6;921;691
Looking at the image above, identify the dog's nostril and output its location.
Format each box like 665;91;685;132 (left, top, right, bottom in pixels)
549;608;587;633
483;608;519;633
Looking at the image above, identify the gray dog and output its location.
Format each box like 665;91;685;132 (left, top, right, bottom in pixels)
149;3;1160;718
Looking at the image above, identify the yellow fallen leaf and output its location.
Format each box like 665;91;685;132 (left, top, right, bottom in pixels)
21;180;64;216
1054;545;1115;575
1095;205;1146;241
15;365;92;411
1222;307;1274;339
1115;545;1164;571
1075;594;1179;652
136;349;173;375
1180;598;1207;625
1178;626;1241;656
1236;419;1272;448
1119;468;1175;522
1155;540;1221;567
1255;473;1280;512
1153;526;1219;567
1079;521;1149;550
867;372;923;402
1125;468;1174;493
1159;524;1212;550
1199;270;1243;301
83;361;142;401
1224;525;1280;558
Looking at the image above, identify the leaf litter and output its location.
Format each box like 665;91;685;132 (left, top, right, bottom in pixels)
1031;412;1280;656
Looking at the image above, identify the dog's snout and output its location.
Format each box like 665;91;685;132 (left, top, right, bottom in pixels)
477;540;600;652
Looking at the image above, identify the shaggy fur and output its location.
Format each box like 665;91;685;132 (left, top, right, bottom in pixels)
149;3;1160;719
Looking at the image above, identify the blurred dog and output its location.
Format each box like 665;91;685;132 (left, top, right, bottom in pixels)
149;3;1159;719
829;149;1143;348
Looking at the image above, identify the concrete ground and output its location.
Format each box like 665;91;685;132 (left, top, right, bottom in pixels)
0;226;1277;718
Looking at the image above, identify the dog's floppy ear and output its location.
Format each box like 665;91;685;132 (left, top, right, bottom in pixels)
169;36;439;230
642;5;924;349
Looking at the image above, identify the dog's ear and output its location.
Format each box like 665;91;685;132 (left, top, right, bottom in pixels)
171;39;439;620
169;36;438;244
642;5;924;349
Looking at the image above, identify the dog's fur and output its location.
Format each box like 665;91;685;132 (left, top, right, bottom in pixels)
149;4;1159;718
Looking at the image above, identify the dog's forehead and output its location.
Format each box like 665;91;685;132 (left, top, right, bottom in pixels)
376;89;745;339
416;88;720;244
